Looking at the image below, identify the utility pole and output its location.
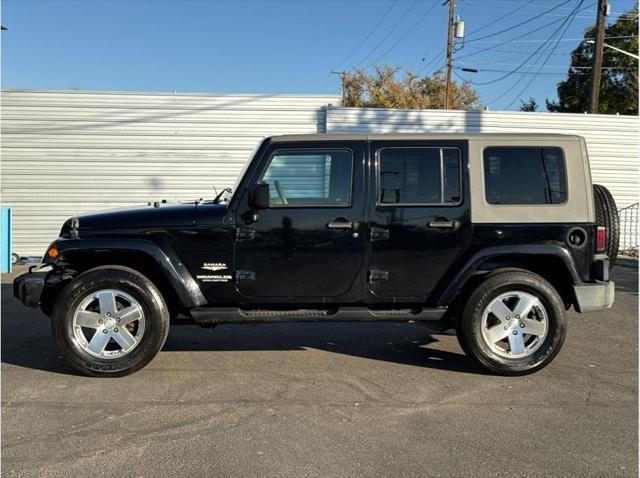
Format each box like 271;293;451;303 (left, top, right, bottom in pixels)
589;0;607;113
444;0;455;110
331;70;349;106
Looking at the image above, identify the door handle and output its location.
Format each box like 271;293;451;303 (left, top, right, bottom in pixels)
428;219;457;229
328;220;360;230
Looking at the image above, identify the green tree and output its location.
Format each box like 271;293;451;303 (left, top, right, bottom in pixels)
343;65;482;110
519;97;539;111
547;4;638;114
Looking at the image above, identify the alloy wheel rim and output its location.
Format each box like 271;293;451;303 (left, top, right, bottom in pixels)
480;290;548;359
71;289;146;359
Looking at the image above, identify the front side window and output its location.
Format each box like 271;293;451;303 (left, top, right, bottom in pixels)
378;147;461;205
483;147;567;205
260;149;352;207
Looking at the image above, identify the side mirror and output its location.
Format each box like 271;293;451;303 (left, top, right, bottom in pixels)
249;182;270;210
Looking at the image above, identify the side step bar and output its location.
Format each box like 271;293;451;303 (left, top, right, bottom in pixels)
190;306;446;325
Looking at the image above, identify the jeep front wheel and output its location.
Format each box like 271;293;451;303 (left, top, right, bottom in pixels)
457;270;567;375
52;266;170;377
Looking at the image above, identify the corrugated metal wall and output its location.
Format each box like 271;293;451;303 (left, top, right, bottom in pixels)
2;91;637;255
1;90;338;255
326;107;639;209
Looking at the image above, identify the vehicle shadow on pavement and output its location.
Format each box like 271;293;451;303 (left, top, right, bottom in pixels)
1;284;482;376
164;321;485;374
612;264;639;296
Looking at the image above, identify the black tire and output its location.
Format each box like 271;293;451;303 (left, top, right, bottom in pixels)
593;184;619;266
52;266;170;377
456;270;567;376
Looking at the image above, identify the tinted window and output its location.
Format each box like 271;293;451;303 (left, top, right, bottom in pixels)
483;147;567;205
378;147;461;204
260;149;352;206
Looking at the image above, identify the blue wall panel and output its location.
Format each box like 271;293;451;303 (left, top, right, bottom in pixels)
1;208;12;273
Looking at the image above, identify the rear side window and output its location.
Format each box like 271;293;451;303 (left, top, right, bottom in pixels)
378;147;461;205
483;147;567;205
260;149;352;206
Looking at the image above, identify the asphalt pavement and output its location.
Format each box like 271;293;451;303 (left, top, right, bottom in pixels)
2;265;638;477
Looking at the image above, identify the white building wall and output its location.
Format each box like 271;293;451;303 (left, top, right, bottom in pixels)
1;90;338;255
326;107;639;209
2;92;637;256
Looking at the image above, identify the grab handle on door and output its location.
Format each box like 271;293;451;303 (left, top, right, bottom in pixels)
328;219;360;231
428;219;457;229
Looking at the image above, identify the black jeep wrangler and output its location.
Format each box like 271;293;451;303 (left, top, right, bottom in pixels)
14;133;618;377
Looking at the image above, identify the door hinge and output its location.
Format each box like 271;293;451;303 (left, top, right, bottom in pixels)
236;270;256;283
368;270;390;283
236;228;256;241
369;227;390;242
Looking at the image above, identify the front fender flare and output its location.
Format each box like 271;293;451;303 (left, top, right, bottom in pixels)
49;238;207;308
432;244;581;307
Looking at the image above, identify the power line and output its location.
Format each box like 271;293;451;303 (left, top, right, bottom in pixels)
457;0;472;16
369;1;439;66
355;0;420;68
467;35;636;44
320;0;399;92
462;2;616;20
465;0;588;86
456;2;596;60
331;0;399;71
474;0;635;19
458;62;556;103
459;61;633;69
504;0;585;109
413;18;448;75
458;66;636;72
467;0;536;36
456;67;597;76
417;51;446;75
466;0;573;42
462;45;576;56
463;6;596;21
457;16;569;59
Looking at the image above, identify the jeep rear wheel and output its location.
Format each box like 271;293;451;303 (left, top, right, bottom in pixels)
52;266;170;377
457;270;567;375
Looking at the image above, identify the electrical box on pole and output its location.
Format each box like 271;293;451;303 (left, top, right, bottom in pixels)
455;17;465;39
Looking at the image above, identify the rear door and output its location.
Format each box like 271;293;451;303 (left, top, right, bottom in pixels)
367;140;472;301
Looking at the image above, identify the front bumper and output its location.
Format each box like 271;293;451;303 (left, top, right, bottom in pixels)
573;281;615;313
13;270;49;307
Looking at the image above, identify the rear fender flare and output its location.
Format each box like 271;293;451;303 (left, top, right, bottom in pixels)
432;244;581;307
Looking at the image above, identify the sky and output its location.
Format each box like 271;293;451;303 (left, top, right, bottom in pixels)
1;0;637;111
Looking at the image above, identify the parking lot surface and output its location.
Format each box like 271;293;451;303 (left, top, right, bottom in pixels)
2;265;638;477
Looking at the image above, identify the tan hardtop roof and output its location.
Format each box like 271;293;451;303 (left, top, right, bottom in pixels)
269;133;582;142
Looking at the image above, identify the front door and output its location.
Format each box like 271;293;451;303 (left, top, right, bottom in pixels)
234;140;366;300
367;140;472;301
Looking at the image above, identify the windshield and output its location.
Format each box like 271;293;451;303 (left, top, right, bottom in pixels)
231;138;268;195
207;138;268;205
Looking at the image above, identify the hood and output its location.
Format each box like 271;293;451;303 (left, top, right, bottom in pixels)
76;202;201;230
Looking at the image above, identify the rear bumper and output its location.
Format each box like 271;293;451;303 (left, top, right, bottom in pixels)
573;281;615;313
13;270;48;307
